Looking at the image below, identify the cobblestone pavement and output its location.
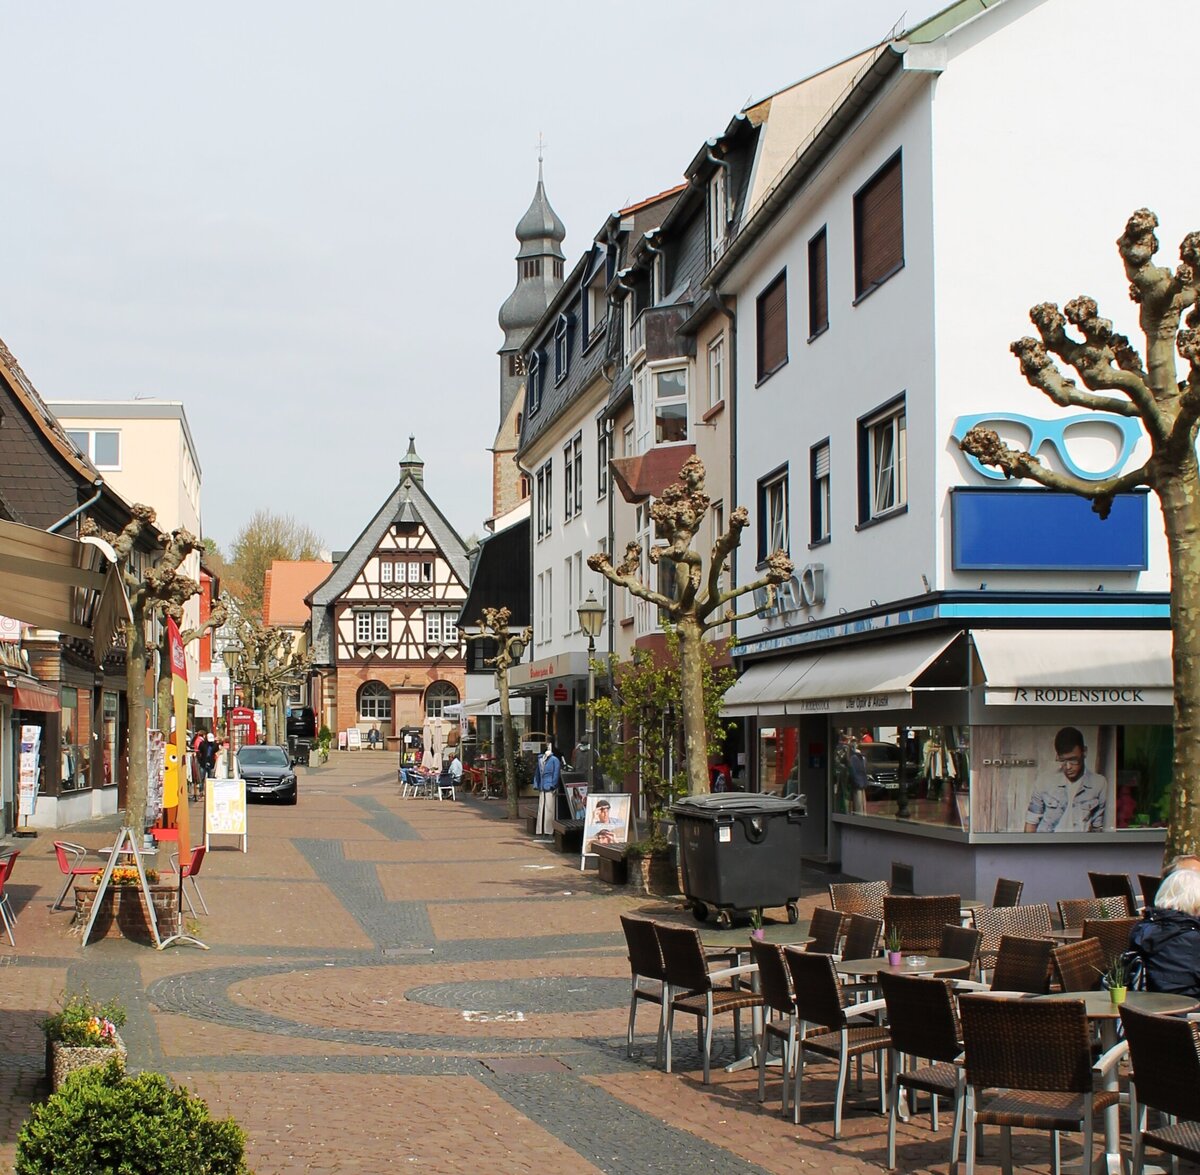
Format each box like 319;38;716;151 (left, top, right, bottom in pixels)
0;754;1118;1172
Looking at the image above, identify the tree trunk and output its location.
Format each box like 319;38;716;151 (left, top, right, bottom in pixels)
125;621;149;834
1162;469;1200;861
677;617;711;796
498;668;518;819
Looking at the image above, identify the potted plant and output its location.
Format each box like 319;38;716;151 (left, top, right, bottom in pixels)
750;909;765;941
41;991;128;1092
16;1058;249;1173
315;724;333;764
886;927;903;966
1103;954;1132;1004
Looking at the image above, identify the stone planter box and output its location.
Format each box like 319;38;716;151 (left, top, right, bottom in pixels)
627;852;680;897
73;883;180;942
46;1032;126;1092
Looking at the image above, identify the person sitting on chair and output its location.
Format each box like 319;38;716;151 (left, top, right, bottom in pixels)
1128;867;1200;998
366;724;381;750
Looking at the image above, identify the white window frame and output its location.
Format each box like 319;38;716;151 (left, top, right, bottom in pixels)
359;681;391;720
380;560;394;584
554;314;570;384
707;334;725;411
811;441;831;544
862;400;907;520
707;168;728;264
536;461;553;540
563;440;575;522
757;467;790;562
651;364;689;448
67;428;121;470
425;611;443;645
372;611;390;643
528;350;542;413
596;418;610;500
355;610;373;644
564;556;575;633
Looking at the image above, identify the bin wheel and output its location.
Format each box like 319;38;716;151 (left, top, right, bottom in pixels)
786;903;800;925
691;902;709;923
716;909;733;929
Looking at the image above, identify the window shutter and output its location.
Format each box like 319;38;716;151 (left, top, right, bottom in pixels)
757;273;788;378
854;154;903;295
813;442;830;481
808;229;828;336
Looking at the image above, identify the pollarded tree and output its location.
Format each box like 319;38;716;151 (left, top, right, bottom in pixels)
588;455;793;797
229;614;312;745
959;209;1200;861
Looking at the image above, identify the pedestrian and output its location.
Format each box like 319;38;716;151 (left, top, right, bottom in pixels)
199;732;218;780
848;739;869;815
533;743;560;838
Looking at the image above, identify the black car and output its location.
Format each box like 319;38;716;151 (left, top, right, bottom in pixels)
238;745;298;804
861;742;921;799
286;706;316;740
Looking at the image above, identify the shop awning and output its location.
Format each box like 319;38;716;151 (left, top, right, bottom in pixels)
724;632;959;717
12;683;60;712
973;628;1173;707
0;518;129;657
445;696;531;719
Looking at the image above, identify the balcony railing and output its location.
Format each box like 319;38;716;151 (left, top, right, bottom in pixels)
628;304;695;363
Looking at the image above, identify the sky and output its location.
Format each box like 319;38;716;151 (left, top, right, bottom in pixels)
1;0;946;554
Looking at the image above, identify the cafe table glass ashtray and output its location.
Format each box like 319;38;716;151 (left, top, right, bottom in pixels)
905;956;928;968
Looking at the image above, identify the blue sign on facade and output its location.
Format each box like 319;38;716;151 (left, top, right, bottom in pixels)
951;487;1149;571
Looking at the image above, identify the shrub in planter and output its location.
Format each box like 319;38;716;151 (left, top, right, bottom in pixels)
42;990;128;1090
16;1058;249;1174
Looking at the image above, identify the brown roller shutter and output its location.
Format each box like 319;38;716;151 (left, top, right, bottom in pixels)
854;153;904;297
756;272;788;380
808;227;828;337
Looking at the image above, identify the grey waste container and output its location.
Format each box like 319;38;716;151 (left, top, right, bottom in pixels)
672;793;806;927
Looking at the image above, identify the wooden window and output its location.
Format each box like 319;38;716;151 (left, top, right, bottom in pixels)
756;271;788;381
854;152;904;298
808;227;828;338
358;681;391;720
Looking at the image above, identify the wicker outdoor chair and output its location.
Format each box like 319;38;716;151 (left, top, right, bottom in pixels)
1051;937;1106;993
1058;896;1129;930
829;880;889;922
751;939;797;1115
991;877;1024;907
784;947;892;1138
958;996;1123;1175
1081;918;1138;969
1120;1003;1200;1174
839;913;882;961
619;915;667;1065
973;902;1053;976
1088;871;1139;916
805;906;846;955
884;894;962;956
878;971;965;1172
655;923;761;1084
1137;873;1164;910
939;923;981;980
956;935;1053;995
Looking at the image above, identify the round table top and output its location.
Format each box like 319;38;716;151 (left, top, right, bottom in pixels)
1032;989;1198;1019
837;955;970;977
697;923;816;949
1042;928;1084;941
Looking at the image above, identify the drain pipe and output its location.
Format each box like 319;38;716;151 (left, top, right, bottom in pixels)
706;144;733;228
48;478;104;534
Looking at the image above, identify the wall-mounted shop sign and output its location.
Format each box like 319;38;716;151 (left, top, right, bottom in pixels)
794;691;911;714
754;565;826;621
985;685;1172;707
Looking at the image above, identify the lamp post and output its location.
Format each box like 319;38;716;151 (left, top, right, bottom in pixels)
577;591;605;794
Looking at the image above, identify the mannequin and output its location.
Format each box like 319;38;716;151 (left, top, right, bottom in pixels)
534;744;561;837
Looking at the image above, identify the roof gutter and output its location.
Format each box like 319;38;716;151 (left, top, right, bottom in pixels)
47;478;104;535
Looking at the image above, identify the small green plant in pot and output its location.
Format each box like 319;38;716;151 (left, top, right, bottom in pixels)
41;990;127;1092
16;1058;249;1174
1103;954;1132;1004
886;927;903;965
750;909;765;940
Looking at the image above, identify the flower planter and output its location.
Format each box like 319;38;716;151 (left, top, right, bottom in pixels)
887;951;903;966
1109;985;1127;1006
72;883;180;942
751;928;766;941
46;1032;126;1092
627;851;679;897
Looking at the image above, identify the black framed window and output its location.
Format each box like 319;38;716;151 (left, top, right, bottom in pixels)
756;270;788;381
810;440;831;544
808;227;828;338
756;465;790;562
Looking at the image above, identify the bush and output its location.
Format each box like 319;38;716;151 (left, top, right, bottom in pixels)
16;1059;249;1174
41;991;126;1048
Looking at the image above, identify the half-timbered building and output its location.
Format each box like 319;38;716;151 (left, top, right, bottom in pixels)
308;438;469;743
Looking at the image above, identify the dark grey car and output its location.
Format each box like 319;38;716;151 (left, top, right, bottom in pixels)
238;745;298;804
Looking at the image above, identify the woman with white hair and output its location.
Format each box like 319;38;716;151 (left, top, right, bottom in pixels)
1127;867;1200;997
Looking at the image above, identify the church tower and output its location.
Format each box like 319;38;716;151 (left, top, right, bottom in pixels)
491;159;566;524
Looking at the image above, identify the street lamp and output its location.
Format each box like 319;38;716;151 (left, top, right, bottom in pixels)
577;591;605;793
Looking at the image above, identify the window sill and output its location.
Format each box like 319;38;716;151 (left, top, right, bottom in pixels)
619;616;635;628
701;399;726;423
808;536;831;550
855;503;908;531
852;261;905;306
582;326;607;355
807;324;829;344
755;358;789;388
754;556;791;573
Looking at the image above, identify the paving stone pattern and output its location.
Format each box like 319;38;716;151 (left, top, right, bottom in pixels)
0;753;1079;1173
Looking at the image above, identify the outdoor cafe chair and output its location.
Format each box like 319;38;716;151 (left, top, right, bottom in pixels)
991;877;1024;907
0;851;19;946
784;947;891;1138
170;846;209;916
1051;938;1106;993
1138;873;1165;910
884;894;962;956
829;880;889;922
1088;870;1139;917
878;971;966;1172
52;840;101;912
1081;917;1138;969
839;913;882;962
1059;896;1129;930
436;771;456;801
619;915;668;1066
958;995;1124;1175
1120;1003;1200;1174
655;923;761;1085
973;902;1052;977
751;938;797;1115
939;923;981;981
805;907;846;956
954;935;1053;996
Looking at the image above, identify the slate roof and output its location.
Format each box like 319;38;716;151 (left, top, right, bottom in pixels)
458;517;530;630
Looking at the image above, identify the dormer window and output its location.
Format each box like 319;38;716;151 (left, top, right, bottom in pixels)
528;350;542;413
708;167;729;265
554;314;571;384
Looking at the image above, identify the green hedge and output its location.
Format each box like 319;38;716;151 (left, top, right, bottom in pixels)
17;1059;249;1174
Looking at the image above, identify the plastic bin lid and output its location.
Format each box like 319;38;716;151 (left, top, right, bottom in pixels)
672;793;804;817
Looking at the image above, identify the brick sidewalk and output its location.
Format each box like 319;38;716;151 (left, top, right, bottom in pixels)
0;754;1092;1172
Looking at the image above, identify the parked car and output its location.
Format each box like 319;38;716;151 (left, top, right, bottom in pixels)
285;706;316;740
861;741;920;800
238;744;298;804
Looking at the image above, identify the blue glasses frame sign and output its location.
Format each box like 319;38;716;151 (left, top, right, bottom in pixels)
951;487;1149;572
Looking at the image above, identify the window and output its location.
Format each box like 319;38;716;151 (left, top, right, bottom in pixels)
425;612;459;646
564;555;575;632
622;421;634;458
528;350;542;413
756;271;788;381
562;433;582;520
757;467;790;562
854;151;904;298
406;560;433;584
537;569;553;643
810;440;831;544
380;560;394;584
553;258;564;280
572;434;582;514
808;226;828;338
586;281;607;343
67;429;121;469
596;419;610;499
354;610;389;644
858;397;907;523
521;258;542;279
507;353;525;377
708;167;728;264
635;366;688;452
358;681;392;720
651;253;665;304
707;335;726;410
554;314;571;383
536;461;552;540
519;473;531;500
425;681;459;719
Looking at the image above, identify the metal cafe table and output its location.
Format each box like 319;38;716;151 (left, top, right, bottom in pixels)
836;955;971;980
